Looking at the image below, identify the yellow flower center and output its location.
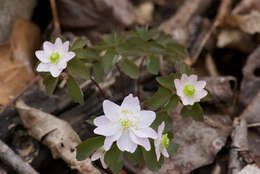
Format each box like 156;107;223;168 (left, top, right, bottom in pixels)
183;84;195;96
121;119;130;128
50;52;60;64
161;133;169;148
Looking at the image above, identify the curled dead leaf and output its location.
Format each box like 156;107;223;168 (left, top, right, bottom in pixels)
140;114;232;174
0;18;40;105
15;100;101;174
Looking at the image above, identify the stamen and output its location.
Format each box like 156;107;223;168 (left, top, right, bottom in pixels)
183;84;195;96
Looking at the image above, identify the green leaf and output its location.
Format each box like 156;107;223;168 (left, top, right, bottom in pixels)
68;58;91;80
147;56;159;75
124;147;142;165
67;75;84;104
119;58;140;79
142;144;161;171
74;48;99;62
136;26;158;41
167;142;179;156
164;94;179;114
76;136;105;161
71;38;87;50
93;62;104;83
102;49;117;73
103;32;117;44
43;74;58;95
151;111;172;132
105;145;123;174
143;87;172;110
156;75;175;90
181;103;204;121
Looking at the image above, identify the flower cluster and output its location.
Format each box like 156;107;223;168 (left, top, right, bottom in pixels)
91;94;170;167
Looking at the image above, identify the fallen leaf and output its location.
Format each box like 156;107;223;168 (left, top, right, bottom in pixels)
57;0;135;40
238;164;260;174
15;100;101;174
140;114;232;174
0;0;37;43
240;46;260;107
0;18;40;105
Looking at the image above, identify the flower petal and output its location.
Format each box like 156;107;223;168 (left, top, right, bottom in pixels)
157;121;165;137
138;110;156;128
35;50;50;63
36;63;50;72
55;37;63;50
132;127;157;139
195;81;206;90
103;100;120;121
129;131;151;151
180;74;189;83
117;130;137;153
195;89;208;100
180;95;195;106
162;148;169;158
91;150;102;161
94;116;110;127
65;52;76;61
63;41;70;52
104;131;122;151
100;155;108;169
94;123;120;136
49;65;63;77
121;94;140;113
43;41;54;53
188;74;198;83
155;143;161;161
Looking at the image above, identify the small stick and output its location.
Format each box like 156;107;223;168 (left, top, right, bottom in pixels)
191;0;232;64
50;0;61;34
248;122;260;128
0;75;41;114
115;63;126;97
90;76;107;99
137;57;145;100
0;140;39;174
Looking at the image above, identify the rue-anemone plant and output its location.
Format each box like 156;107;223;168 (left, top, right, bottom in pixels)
35;26;209;173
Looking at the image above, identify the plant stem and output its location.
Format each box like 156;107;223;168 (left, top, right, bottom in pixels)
137;57;145;99
90;76;107;99
115;63;126;97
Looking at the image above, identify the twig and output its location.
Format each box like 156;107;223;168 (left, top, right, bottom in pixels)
0;140;39;174
229;118;248;174
0;75;41;114
115;63;126;97
137;57;145;100
191;0;232;64
206;54;219;77
90;77;107;99
50;0;61;34
248;122;260;128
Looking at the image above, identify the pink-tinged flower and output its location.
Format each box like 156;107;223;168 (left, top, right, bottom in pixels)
93;94;157;153
91;146;107;169
35;37;75;77
154;122;169;161
174;74;207;105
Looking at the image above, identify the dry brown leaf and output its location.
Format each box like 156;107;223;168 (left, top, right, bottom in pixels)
0;0;37;43
140;114;232;174
57;0;134;36
240;46;260;107
15;100;101;174
0;18;40;105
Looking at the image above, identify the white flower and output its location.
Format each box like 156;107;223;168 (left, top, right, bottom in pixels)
154;122;169;161
174;74;207;105
93;94;157;153
35;37;75;77
91;146;107;169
